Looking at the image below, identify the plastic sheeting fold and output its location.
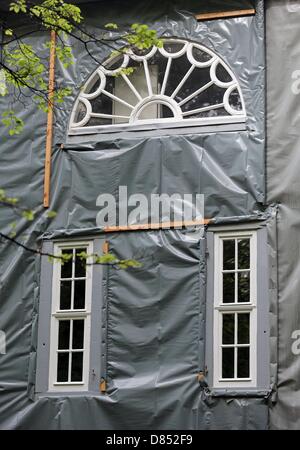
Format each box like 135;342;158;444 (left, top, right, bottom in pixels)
267;0;300;430
0;0;270;430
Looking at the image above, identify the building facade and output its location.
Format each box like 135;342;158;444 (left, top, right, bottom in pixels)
0;0;299;430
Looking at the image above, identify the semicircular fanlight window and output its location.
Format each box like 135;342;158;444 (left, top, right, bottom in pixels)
69;39;246;133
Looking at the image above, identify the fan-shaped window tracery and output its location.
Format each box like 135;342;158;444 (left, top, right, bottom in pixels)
69;39;246;134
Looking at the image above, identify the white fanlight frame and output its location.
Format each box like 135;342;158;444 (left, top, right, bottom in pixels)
68;39;246;135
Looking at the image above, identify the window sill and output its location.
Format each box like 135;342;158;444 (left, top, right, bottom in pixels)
35;390;103;398
68;116;246;136
48;382;88;392
208;388;272;398
66;122;248;145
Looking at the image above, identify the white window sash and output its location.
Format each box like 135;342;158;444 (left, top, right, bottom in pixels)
113;65;159;123
69;39;246;134
213;231;257;388
48;241;93;392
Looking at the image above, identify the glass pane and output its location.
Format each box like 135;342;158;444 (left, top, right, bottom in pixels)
164;53;190;97
222;347;234;378
89;78;113;126
57;352;69;382
60;280;72;310
223;273;235;303
223;240;235;270
192;46;213;64
85;75;100;95
238;314;250;344
229;88;243;112
74;101;87;124
222;314;235;345
103;54;124;71
238;239;250;269
238;272;250;302
61;249;73;278
237;347;250;378
75;248;87;278
176;66;212;106
182;83;225;116
71;352;83;382
86;115;112;127
74;280;86;309
114;65;158;122
139;102;162;120
185;105;228;119
163;41;185;54
216;63;233;83
161;104;174;118
58;320;70;350
72;320;84;349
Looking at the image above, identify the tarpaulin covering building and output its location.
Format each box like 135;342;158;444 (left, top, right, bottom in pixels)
0;0;299;430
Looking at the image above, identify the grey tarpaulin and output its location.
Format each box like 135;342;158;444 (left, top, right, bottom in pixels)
267;0;300;430
0;0;274;429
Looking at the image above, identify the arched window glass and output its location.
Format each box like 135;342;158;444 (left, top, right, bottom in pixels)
69;39;246;134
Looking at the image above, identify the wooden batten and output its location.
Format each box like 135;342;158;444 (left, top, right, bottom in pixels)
43;30;56;208
100;378;107;393
104;219;210;233
195;9;255;21
102;241;110;254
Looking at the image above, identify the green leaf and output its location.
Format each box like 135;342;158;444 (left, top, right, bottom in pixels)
9;0;27;14
117;263;128;269
76;251;88;260
114;66;136;77
117;259;142;269
105;23;118;29
60;253;73;264
1;111;24;135
21;209;35;221
96;253;118;264
46;210;57;218
6;197;18;204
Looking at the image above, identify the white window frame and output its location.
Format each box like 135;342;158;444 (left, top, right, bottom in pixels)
113;64;160;123
48;241;93;392
68;39;246;135
213;230;257;388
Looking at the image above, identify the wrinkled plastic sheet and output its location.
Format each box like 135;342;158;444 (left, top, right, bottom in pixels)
0;223;273;430
266;0;300;430
74;0;256;13
45;131;265;231
0;0;269;430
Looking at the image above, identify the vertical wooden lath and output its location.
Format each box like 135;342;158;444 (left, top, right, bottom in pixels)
102;241;109;254
43;30;56;208
100;378;107;393
195;9;255;21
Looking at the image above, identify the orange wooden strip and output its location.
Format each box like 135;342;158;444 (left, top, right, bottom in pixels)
195;9;255;21
104;219;211;233
102;241;109;254
43;30;56;208
100;378;107;393
197;372;205;382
